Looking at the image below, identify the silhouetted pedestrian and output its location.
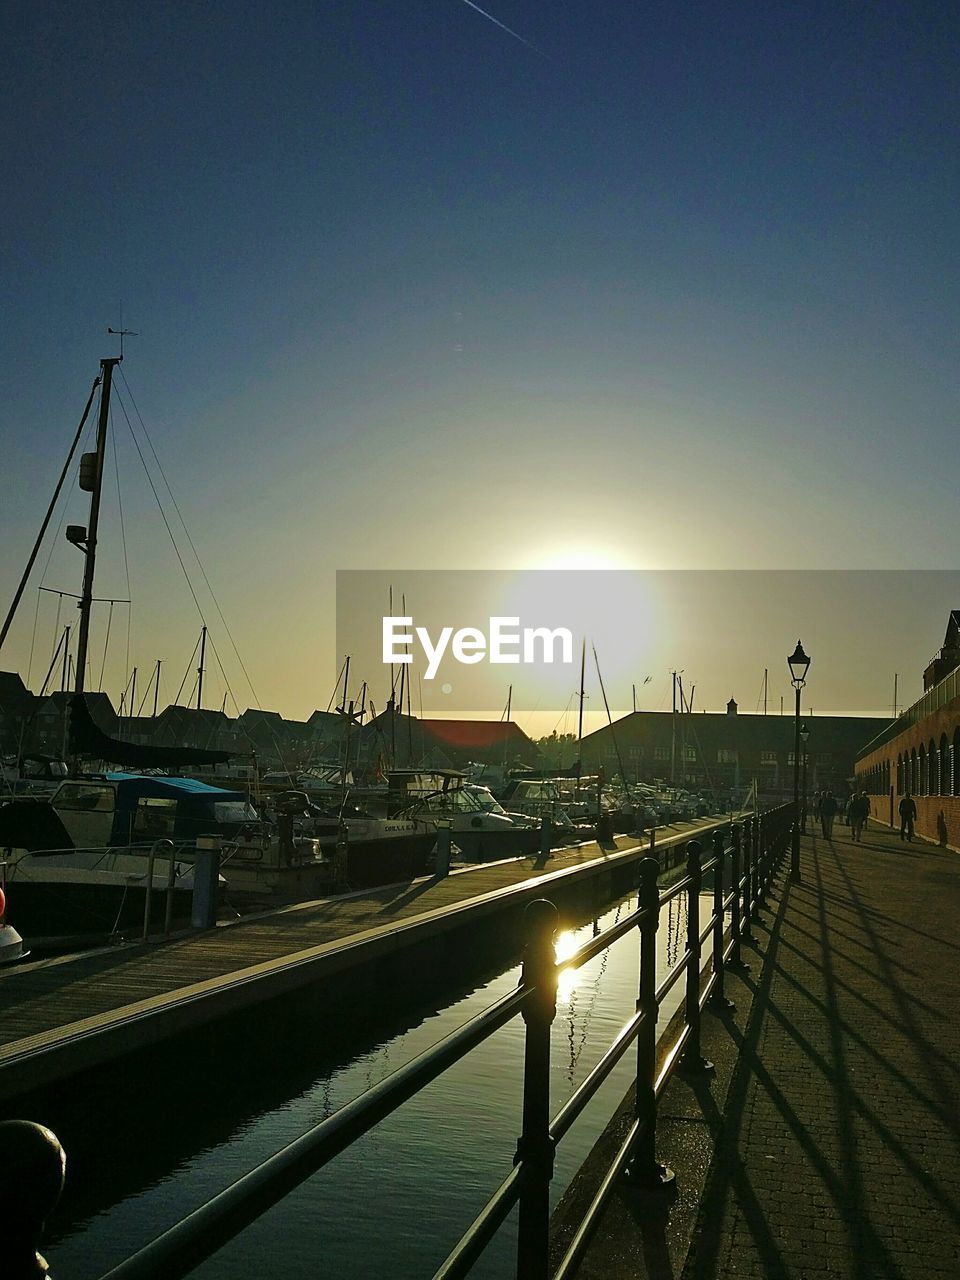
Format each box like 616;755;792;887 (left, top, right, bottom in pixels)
899;793;917;842
849;792;870;842
819;789;837;838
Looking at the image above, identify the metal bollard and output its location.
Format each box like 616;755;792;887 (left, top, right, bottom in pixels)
709;827;734;1010
0;1120;66;1279
515;899;559;1280
728;824;749;972
539;814;553;857
682;841;714;1072
625;857;674;1186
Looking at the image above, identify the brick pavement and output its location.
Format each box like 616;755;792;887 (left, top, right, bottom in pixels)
683;822;960;1280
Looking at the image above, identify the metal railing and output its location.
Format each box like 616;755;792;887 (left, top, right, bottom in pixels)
859;665;960;758
7;805;794;1280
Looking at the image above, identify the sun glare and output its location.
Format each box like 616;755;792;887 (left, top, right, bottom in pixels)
528;543;638;571
555;928;581;1005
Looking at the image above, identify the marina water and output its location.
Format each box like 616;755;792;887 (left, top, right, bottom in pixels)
47;886;701;1279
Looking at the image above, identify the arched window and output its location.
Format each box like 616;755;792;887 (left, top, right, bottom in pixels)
918;744;927;795
897;754;904;795
929;739;938;796
910;748;918;795
940;734;950;796
953;726;960;797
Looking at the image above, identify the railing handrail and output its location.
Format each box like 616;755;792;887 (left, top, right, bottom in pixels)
59;803;794;1280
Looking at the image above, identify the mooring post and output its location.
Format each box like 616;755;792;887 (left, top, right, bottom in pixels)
728;824;748;972
625;857;674;1187
0;1120;66;1279
682;840;714;1073
191;835;221;929
435;822;451;878
515;898;559;1280
709;827;734;1010
539;814;552;858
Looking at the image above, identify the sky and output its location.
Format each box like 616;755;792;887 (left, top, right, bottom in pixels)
1;2;958;727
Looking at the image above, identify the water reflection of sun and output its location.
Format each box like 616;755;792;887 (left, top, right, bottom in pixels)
555;928;581;1006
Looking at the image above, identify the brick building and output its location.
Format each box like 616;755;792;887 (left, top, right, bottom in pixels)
856;612;960;847
579;701;886;799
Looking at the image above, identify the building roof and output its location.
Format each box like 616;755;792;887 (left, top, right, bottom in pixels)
419;719;533;751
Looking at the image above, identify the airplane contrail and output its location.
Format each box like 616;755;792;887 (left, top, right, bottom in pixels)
457;1;553;61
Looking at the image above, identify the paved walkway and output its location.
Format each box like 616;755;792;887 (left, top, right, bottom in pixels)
683;822;960;1280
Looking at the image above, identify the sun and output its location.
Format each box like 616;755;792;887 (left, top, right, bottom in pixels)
525;542;639;571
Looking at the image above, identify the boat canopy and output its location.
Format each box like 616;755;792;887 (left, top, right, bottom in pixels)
69;694;234;769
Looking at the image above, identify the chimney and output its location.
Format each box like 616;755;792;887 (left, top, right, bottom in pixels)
726;698;738;717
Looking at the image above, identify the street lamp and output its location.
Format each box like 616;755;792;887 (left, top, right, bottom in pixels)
788;641;811;882
800;724;810;835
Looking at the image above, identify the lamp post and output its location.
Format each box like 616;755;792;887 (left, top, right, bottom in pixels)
800;724;810;835
788;641;811;883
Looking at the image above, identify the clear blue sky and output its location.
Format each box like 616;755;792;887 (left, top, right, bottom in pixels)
2;2;958;720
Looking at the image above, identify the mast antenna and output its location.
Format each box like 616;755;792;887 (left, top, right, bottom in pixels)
107;326;138;360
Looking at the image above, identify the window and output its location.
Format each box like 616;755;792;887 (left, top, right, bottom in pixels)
717;748;738;764
760;751;778;765
133;797;177;838
653;746;669;761
54;783;115;812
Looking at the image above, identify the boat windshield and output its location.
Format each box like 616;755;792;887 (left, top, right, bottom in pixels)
415;789;483;815
213;800;259;825
467;787;507;815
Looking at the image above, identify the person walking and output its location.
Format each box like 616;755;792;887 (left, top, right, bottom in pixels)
899;792;917;842
850;791;870;842
820;789;838;838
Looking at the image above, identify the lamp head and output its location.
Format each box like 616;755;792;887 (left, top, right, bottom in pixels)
788;640;811;687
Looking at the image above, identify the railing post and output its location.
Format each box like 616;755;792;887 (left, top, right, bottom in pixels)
163;840;177;935
708;827;734;1010
682;840;714;1073
0;1120;66;1280
728;824;748;972
649;825;657;868
625;857;674;1187
515;898;559;1280
754;814;767;915
142;842;158;940
741;820;754;942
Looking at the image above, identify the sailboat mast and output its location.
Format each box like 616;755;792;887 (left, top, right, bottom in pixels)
670;670;677;785
153;659;162;718
576;638;586;789
61;626;71;693
74;357;120;695
197;625;207;710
